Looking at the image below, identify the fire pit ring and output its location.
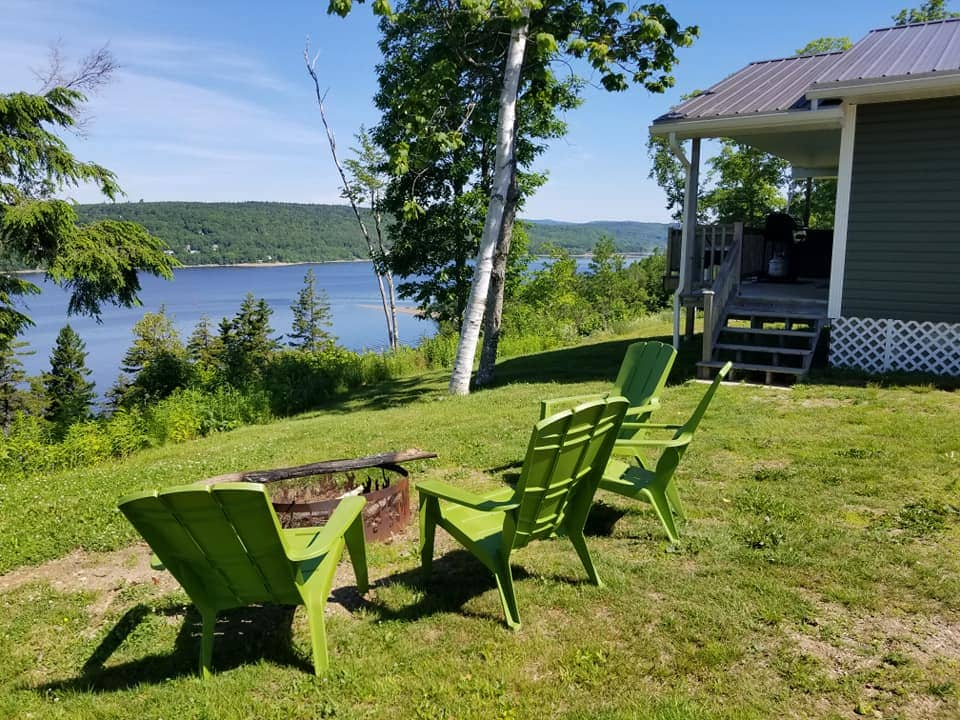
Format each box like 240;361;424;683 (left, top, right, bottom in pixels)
201;449;436;543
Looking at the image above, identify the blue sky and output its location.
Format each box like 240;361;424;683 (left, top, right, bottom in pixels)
1;0;923;222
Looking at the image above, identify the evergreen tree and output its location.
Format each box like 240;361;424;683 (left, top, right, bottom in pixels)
114;307;191;405
0;49;176;341
43;324;95;429
288;268;336;352
187;313;223;370
220;293;278;386
0;338;33;428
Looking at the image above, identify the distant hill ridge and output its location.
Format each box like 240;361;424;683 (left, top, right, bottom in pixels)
76;201;669;266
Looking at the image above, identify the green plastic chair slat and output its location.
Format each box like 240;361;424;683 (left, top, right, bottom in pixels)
539;341;677;434
158;489;270;606
119;482;368;677
418;396;628;628
600;362;732;542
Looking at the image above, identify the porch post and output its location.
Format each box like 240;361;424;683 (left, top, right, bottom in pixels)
828;103;857;319
672;136;700;349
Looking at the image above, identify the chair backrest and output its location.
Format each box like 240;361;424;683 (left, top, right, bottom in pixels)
655;362;732;477
613;341;677;408
119;483;301;610
510;396;628;550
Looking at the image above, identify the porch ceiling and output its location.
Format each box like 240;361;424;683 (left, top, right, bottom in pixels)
728;127;840;172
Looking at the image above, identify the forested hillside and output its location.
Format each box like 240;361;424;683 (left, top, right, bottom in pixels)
525;219;669;254
76;202;669;265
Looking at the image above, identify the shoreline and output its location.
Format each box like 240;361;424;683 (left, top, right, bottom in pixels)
14;250;657;276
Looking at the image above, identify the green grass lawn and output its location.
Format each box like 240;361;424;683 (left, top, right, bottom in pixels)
1;320;958;719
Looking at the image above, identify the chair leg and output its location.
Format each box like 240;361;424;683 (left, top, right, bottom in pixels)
344;513;369;594
568;530;603;588
305;549;342;675
664;480;686;520
493;558;521;630
199;609;217;679
645;488;681;543
419;495;438;577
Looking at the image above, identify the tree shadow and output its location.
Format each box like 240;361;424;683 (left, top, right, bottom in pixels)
802;365;960;391
33;602;310;692
486;334;700;389
313;376;446;415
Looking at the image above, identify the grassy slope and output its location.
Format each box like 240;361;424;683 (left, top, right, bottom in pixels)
1;321;959;719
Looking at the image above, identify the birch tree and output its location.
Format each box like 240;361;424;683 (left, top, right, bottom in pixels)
326;0;697;393
448;6;530;394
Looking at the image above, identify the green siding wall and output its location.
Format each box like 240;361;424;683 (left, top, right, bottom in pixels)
843;96;960;322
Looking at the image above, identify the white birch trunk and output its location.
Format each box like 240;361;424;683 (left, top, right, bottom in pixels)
447;9;529;395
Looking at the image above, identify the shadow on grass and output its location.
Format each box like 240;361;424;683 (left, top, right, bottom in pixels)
803;365;960;391
335;507;625;626
485;334;701;390
34;603;310;692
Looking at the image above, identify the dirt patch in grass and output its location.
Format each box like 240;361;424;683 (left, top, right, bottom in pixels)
0;544;179;596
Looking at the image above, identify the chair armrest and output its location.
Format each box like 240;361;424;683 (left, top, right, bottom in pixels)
540;393;607;419
611;434;691;454
624;400;659;419
283;495;366;563
416;479;520;511
620;422;683;431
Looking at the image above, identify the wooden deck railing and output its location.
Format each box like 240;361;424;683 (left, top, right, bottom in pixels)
701;229;743;364
665;223;745;292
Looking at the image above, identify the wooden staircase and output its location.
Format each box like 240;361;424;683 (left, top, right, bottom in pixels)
697;296;827;384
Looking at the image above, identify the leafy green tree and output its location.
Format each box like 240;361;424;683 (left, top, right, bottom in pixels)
43;324;95;430
329;0;698;393
893;0;959;24
581;237;650;329
701;140;788;226
220;293;278;386
795;37;852;55
0;50;176;344
115;307;192;405
288;268;336;352
370;0;568;328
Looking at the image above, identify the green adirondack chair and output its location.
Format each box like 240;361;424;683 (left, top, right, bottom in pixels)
418;396;629;629
118;482;368;678
539;340;676;432
599;361;732;542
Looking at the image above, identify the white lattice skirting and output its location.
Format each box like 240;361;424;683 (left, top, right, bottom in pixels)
829;317;960;375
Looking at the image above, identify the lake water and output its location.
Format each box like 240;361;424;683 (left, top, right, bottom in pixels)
17;263;435;397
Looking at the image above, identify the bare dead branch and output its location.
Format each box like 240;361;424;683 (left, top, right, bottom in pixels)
304;42;399;350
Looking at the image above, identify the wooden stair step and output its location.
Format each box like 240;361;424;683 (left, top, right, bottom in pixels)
714;343;809;356
719;327;819;339
698;360;807;376
725;310;824;321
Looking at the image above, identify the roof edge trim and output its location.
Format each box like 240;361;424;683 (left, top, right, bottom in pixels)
808;70;960;101
649;107;843;140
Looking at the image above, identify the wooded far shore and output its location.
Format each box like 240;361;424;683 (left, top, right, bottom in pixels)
76;201;669;267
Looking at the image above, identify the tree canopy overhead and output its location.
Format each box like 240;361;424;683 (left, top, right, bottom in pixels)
327;0;697;393
893;0;960;24
0;50;176;345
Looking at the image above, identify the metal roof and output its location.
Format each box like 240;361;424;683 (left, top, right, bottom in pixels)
814;19;960;84
655;52;844;122
655;19;960;125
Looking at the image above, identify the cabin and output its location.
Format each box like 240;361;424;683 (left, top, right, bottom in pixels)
650;19;960;382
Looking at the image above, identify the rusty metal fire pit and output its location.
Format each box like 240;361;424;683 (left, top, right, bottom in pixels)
202;449;436;542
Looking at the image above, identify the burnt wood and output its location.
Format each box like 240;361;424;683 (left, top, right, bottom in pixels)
201;448;437;485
